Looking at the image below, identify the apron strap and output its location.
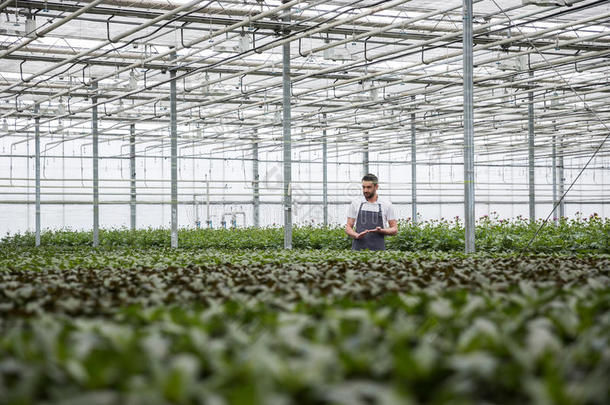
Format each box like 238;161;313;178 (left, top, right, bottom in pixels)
355;202;365;226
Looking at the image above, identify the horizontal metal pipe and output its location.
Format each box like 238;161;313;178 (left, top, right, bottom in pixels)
3;200;607;206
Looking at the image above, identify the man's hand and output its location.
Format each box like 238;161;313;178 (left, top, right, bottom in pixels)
364;226;384;234
354;229;369;239
369;225;397;235
373;221;398;236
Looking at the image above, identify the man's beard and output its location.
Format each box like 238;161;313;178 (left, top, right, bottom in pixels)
364;190;376;199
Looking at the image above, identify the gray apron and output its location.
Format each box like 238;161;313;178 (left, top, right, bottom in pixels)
351;202;385;251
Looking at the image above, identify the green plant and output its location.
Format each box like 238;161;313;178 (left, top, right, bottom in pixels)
3;215;608;253
0;248;608;404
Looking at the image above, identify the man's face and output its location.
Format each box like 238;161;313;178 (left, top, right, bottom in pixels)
362;181;378;200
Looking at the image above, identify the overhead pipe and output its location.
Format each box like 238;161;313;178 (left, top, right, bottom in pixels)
5;0;308;141
2;1;604;185
0;0;106;60
11;24;604;153
3;1;604;140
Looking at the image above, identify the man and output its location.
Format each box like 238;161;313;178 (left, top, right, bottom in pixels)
346;173;398;251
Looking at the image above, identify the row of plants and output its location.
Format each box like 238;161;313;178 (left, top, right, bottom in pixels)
1;248;609;404
2;251;608;316
2;214;609;253
2;287;608;405
1;243;607;275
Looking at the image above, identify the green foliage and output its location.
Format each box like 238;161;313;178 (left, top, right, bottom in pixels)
2;214;608;253
1;215;609;403
389;218;465;251
0;248;609;404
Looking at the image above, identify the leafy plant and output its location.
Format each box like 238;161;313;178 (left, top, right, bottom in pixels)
0;249;608;404
2;215;608;253
1;226;609;404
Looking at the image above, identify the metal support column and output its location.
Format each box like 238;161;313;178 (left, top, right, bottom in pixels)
170;49;178;248
206;175;211;228
34;104;41;247
463;0;475;253
253;129;260;228
282;1;292;249
130;123;136;230
552;134;558;223
411;95;417;224
26;126;30;232
92;80;99;247
528;70;535;223
363;132;369;176
194;196;200;228
559;136;565;218
322;113;328;226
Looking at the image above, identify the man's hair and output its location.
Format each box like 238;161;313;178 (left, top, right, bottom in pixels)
362;173;378;184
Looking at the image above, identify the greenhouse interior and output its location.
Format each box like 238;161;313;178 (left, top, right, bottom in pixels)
0;0;609;404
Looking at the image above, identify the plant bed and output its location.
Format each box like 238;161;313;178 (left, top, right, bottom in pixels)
0;249;608;404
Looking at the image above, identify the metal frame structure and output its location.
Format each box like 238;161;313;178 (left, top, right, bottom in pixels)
0;0;609;251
